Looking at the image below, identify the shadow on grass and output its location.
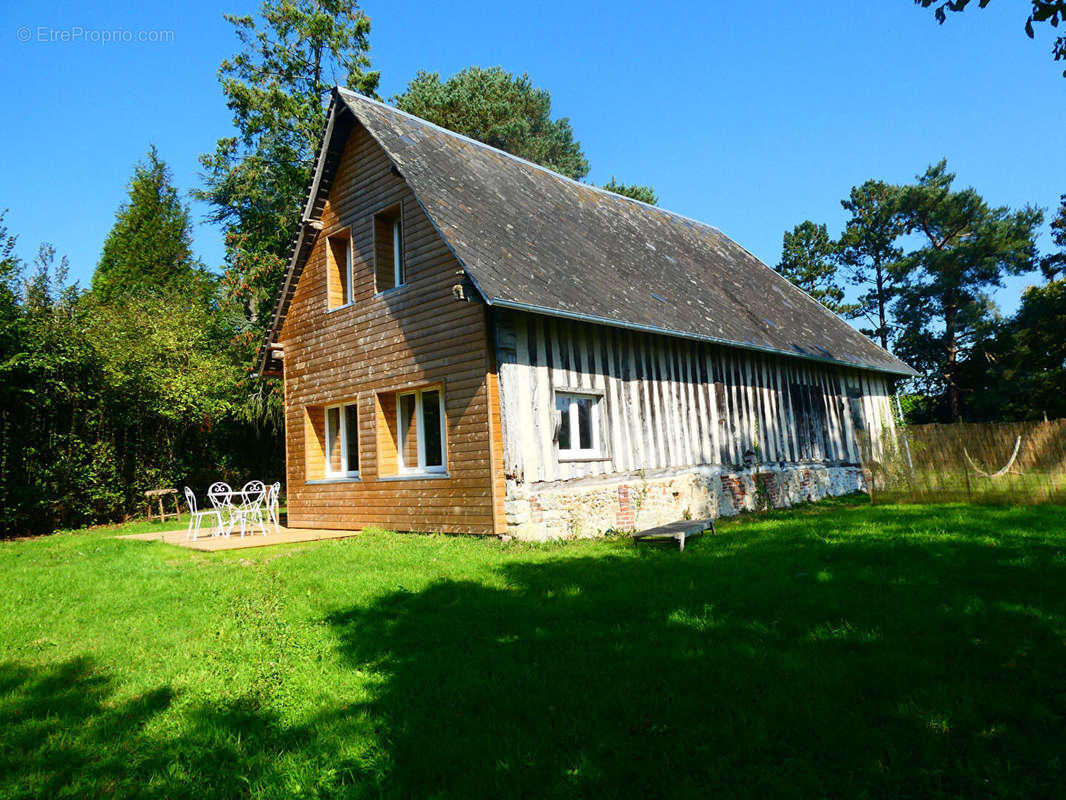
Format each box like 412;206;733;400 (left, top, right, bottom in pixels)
0;657;375;799
328;505;1066;798
3;504;1065;798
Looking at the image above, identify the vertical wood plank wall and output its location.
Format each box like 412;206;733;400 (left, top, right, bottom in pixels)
280;124;503;534
494;309;896;485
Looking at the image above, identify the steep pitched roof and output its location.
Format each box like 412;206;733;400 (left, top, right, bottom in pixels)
257;88;914;377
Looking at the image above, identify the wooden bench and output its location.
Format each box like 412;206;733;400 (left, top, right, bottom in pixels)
144;488;182;524
631;519;715;552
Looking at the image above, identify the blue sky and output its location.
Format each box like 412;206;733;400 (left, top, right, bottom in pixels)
2;0;1063;315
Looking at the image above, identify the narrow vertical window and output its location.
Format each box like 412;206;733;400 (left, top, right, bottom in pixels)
847;385;866;433
393;218;405;287
344;403;360;473
421;389;442;468
375;204;405;292
399;393;418;470
555;394;572;450
555;392;602;459
326;230;351;310
326;406;342;474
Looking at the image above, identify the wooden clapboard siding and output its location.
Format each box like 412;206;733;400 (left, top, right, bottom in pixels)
279;124;500;534
494;309;895;485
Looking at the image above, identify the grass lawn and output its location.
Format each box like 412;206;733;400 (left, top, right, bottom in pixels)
2;497;1065;798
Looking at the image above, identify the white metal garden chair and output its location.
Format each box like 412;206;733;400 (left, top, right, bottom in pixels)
207;482;235;537
184;486;224;541
232;480;269;537
265;482;282;534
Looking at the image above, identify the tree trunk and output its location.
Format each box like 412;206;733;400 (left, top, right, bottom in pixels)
944;297;960;421
875;261;888;351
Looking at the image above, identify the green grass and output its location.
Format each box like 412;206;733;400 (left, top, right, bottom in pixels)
2;496;1065;798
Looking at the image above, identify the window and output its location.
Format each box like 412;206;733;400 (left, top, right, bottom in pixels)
395;387;445;474
847;385;866;433
326;229;352;310
789;382;829;460
555;392;601;459
374;205;405;292
324;402;359;478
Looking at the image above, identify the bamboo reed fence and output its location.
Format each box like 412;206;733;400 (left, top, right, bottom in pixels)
862;418;1066;505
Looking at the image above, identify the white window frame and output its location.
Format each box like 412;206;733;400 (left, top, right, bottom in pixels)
555;391;602;460
396;386;447;475
324;401;359;478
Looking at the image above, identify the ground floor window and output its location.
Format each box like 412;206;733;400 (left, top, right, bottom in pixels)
555;391;601;459
374;385;447;477
398;387;445;473
304;401;359;481
325;402;360;478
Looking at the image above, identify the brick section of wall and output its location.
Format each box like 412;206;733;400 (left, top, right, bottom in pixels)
616;485;635;530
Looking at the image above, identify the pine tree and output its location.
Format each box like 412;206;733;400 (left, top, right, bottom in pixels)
602;177;658;206
1041;194;1066;281
839;180;904;350
892;160;1042;421
394;67;589;180
775;220;856;316
93;146;201;303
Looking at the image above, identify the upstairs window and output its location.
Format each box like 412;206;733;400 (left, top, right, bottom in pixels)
555;392;602;459
374;204;405;292
326;229;352;310
324;402;360;478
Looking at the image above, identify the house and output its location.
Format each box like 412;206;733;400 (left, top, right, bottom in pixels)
256;87;914;539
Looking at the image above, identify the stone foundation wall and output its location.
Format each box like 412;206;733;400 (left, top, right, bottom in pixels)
505;464;866;541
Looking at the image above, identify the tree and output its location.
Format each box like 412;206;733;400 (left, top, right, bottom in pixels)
197;0;379;345
961;280;1066;421
775;220;856;316
891;160;1043;421
0;209;20;307
601;177;658;206
914;1;1066;76
1041;194;1066;280
393;67;590;180
25;243;75;312
838;180;904;350
93;146;203;303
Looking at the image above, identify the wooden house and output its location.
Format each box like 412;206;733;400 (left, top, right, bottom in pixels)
256;88;914;539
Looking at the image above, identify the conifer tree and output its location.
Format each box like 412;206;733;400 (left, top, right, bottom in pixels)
839;180;904;350
93;146;201;303
394;67;589;180
891;160;1042;420
602;178;658;206
1041;194;1066;281
775;220;856;316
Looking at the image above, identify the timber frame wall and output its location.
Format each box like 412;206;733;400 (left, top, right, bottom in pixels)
493;308;895;487
279;124;506;534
